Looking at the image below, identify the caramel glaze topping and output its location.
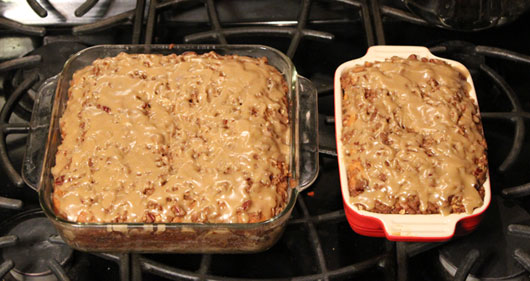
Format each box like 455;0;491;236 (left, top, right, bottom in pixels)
341;55;488;215
52;52;290;223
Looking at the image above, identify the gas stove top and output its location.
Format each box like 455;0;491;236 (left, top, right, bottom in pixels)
1;1;530;280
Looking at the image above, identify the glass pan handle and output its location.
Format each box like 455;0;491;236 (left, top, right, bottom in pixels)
297;75;319;191
22;76;57;191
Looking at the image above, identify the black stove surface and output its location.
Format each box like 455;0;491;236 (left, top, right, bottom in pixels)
1;1;530;281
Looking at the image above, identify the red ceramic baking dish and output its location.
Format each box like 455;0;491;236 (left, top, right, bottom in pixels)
334;46;491;242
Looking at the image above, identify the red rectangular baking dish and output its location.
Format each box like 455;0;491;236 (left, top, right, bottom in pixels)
334;46;491;242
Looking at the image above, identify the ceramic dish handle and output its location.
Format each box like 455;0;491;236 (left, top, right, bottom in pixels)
22;75;58;191
297;75;319;191
381;215;458;239
363;45;434;60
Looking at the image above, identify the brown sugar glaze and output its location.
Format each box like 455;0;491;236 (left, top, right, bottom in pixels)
341;55;487;215
52;52;290;224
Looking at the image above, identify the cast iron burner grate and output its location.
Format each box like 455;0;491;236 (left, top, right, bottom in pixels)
437;196;530;280
1;1;530;281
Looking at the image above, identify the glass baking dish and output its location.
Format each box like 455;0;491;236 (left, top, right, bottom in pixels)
23;44;319;253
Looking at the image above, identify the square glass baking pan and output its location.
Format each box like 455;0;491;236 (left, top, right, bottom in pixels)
23;44;319;253
334;45;491;242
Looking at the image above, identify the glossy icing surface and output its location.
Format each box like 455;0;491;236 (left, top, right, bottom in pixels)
52;52;290;223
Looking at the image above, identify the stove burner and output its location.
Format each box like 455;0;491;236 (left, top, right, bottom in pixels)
438;196;530;280
1;211;73;281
